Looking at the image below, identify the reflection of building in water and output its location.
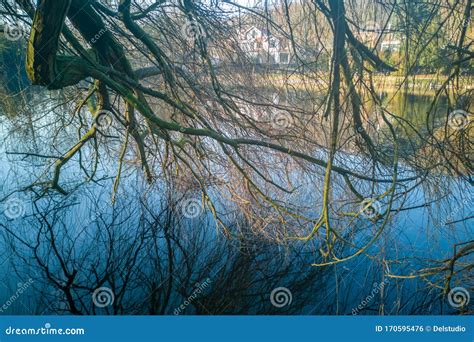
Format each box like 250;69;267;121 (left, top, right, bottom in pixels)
239;26;291;65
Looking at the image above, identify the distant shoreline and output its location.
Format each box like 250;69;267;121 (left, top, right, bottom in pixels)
252;73;474;94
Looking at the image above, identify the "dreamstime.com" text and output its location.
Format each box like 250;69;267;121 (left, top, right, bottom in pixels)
352;278;390;315
5;323;85;336
0;278;34;313
174;278;212;315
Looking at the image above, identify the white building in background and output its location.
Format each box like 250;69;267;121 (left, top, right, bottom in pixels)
380;39;401;51
380;24;401;51
358;22;401;52
239;26;291;65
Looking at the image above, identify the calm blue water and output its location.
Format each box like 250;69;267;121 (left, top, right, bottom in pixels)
0;89;472;315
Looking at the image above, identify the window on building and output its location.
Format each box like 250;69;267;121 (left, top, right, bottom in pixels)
279;53;289;64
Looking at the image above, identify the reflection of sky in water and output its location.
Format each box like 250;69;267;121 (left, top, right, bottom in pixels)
0;90;472;315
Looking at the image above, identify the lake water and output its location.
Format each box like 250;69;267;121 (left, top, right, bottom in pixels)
0;86;472;315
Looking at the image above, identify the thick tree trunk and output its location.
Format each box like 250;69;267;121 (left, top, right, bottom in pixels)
26;0;91;89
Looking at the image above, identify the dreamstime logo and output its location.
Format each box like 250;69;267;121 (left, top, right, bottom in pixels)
3;21;25;41
92;287;114;308
441;194;474;227
448;110;471;131
270;287;292;308
89;28;107;45
180;198;203;218
272;110;294;130
174;278;212;315
352;278;390;315
3;198;26;219
94;110;114;129
359;198;381;220
181;20;206;41
0;278;34;313
447;287;470;309
461;17;471;28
